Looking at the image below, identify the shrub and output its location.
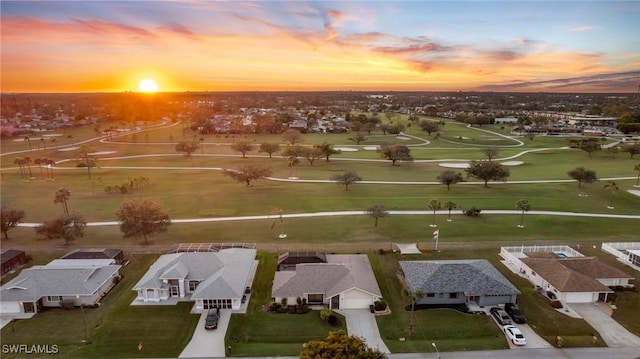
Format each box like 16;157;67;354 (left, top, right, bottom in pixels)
268;301;281;312
328;314;340;326
374;300;388;311
281;297;288;307
379;248;385;255
320;308;332;321
59;299;75;310
464;206;482;216
549;300;563;309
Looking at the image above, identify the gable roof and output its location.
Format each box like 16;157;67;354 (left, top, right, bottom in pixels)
133;248;256;299
400;260;520;296
521;256;631;293
0;265;121;302
272;254;381;298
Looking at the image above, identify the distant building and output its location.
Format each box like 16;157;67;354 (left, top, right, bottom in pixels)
494;117;518;124
62;248;124;265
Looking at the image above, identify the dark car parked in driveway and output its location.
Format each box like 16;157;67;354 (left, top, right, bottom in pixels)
490;307;512;326
505;303;527;324
204;307;220;330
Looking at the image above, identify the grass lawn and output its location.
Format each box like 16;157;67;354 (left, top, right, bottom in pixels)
225;253;345;357
0;253;199;358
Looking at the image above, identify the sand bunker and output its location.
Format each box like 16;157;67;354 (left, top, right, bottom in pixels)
14;137;43;141
42;134;63;137
334;147;358;152
363;146;379;150
501;161;524;166
89;151;116;155
396;136;411;140
58;146;79;152
628;189;640;197
439;163;470;168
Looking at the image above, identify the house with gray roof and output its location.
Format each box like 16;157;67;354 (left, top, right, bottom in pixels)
399;260;520;307
272;254;382;309
0;262;121;315
132;248;257;311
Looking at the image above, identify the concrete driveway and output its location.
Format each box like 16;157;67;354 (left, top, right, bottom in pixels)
342;309;390;354
179;309;231;358
506;323;553;349
570;303;640;348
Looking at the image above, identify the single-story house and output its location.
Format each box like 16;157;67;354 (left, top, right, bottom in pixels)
500;245;634;303
62;248;124;264
132;248;257;311
272;254;382;310
1;249;27;276
399;260;520;307
0;262;121;314
520;255;634;303
602;242;640;272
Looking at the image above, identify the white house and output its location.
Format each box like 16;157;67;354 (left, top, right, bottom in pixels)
272;254;381;309
500;245;634;303
132;248;257;311
0;263;121;314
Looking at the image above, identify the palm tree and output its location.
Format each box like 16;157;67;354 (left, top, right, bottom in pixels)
516;199;531;228
54;187;71;215
603;181;619;209
634;163;640;187
443;201;457;222
44;158;56;180
427;199;441;227
24;136;32;151
13;157;26;179
401;288;424;333
24;156;34;179
34;158;45;179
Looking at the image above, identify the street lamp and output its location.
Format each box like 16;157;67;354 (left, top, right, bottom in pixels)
76;295;91;344
431;342;440;359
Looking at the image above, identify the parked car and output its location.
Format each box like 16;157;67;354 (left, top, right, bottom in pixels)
504;303;527;324
490;307;512;325
503;325;527;346
204;307;220;330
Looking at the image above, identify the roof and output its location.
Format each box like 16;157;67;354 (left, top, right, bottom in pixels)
399;260;520;297
133;248;256;299
272;254;381;298
0;264;121;302
62;248;122;260
1;249;25;264
521;256;631;293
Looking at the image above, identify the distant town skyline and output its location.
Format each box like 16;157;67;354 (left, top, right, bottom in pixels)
1;1;639;93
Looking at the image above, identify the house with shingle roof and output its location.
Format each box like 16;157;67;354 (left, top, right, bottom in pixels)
399;260;520;307
132;248;257;311
500;245;634;303
0;262;121;314
272;254;381;309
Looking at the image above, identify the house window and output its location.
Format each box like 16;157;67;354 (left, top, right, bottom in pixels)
308;294;324;303
47;296;61;302
203;299;233;309
188;281;200;292
449;293;458;299
426;293;435;298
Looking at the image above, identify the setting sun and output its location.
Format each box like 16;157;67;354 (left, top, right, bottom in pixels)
139;78;159;93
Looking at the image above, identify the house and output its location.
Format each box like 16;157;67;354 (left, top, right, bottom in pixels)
399;260;520;307
61;248;125;265
272;254;381;309
132;248;257;311
500;245;634;303
0;262;121;314
1;249;27;276
602;242;640;272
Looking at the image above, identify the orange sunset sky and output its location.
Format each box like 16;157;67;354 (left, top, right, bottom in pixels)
1;1;639;93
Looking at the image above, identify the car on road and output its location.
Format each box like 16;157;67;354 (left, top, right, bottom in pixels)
503;325;527;346
490;307;512;325
505;303;527;323
204;307;219;330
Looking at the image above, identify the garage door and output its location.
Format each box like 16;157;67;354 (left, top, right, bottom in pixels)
343;289;373;309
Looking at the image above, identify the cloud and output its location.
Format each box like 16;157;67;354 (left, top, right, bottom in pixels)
569;25;597;32
477;71;640;92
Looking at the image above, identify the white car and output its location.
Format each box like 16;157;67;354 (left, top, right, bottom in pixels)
503;325;526;346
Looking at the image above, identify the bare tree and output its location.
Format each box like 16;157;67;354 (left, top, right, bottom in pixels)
1;206;25;240
258;142;281;158
231;141;255;158
482;146;500;161
115;198;171;244
330;171;362;190
366;204;389;227
223;164;273;186
437;170;463;190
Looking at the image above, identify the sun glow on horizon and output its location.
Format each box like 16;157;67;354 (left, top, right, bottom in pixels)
139;78;159;93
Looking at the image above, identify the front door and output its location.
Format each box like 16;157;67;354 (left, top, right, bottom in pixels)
23;302;35;313
170;286;179;297
331;295;340;309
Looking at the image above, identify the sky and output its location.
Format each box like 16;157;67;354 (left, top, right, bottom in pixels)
1;1;639;93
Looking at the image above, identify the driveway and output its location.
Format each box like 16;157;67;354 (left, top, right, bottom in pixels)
179;309;231;358
570;303;640;348
342;309;390;353
507;323;553;349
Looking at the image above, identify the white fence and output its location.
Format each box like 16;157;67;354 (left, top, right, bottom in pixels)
501;245;583;258
601;242;640;261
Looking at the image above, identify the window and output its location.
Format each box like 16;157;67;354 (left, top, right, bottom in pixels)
47;296;61;302
308;294;324;303
449;293;458;299
203;299;233;309
426;293;435;298
188;281;200;292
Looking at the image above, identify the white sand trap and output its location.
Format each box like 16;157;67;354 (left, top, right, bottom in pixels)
89;151;116;155
363;146;379;150
14;137;43;141
58;146;79;152
439;163;470;168
628;189;640;197
501;161;524;166
334;147;358;152
396;136;411;140
42;134;63;137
